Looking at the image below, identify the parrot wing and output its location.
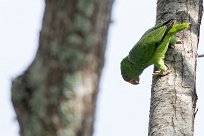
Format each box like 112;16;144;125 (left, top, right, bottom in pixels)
140;19;174;39
128;19;174;65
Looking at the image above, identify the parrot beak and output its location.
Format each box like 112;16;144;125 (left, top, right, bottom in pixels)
129;79;139;85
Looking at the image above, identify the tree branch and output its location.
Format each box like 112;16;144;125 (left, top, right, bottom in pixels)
198;54;204;58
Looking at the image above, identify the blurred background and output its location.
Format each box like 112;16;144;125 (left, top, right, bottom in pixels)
0;0;204;136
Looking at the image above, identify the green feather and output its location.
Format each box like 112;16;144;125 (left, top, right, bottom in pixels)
120;20;190;85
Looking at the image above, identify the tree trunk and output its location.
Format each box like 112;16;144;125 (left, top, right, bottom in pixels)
148;0;203;135
11;1;113;136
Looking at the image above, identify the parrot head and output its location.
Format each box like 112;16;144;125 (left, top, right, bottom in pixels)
120;57;142;85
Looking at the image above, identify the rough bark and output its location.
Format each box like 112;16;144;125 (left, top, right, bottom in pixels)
148;0;203;135
11;0;113;136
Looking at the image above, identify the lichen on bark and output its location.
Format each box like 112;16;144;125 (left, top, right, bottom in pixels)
11;0;113;136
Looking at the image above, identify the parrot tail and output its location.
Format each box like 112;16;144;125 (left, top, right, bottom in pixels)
156;19;175;45
162;19;175;36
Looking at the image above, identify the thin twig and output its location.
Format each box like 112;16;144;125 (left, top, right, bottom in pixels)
198;54;204;58
194;108;199;118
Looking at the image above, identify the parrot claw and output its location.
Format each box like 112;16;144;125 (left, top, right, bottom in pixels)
170;45;175;49
152;70;171;76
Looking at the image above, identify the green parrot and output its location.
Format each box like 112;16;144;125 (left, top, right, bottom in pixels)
120;19;190;85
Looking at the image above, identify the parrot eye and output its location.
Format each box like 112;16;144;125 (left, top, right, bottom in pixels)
123;75;129;81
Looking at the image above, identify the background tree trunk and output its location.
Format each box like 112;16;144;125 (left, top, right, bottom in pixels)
148;0;203;135
11;0;113;136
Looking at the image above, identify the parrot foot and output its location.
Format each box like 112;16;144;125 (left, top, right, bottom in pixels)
152;70;171;76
